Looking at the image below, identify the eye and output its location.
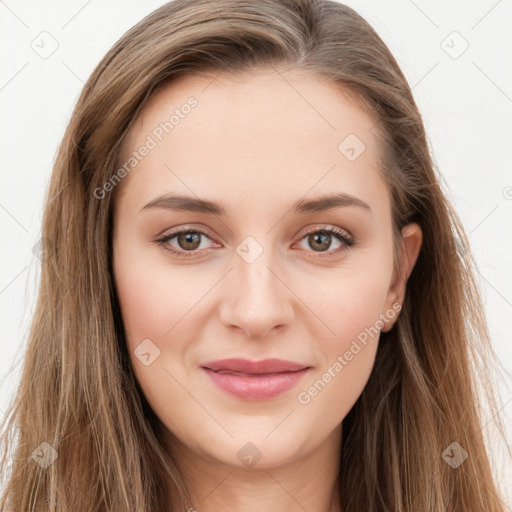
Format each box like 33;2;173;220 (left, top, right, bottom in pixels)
155;224;354;259
156;228;219;259
294;225;354;257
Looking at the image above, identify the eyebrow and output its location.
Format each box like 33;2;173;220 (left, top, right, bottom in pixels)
139;192;371;215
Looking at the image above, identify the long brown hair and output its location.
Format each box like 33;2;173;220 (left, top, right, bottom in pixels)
0;0;508;510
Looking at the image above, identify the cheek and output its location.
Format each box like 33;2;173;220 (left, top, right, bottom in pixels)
113;246;201;426
303;256;391;344
295;266;390;414
113;243;205;347
339;287;387;345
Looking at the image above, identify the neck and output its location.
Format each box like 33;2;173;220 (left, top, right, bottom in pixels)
165;425;343;512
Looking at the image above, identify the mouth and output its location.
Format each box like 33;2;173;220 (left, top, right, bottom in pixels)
208;369;300;376
200;358;312;400
201;357;310;374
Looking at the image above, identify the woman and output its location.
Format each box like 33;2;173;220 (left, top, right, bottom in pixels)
0;0;507;510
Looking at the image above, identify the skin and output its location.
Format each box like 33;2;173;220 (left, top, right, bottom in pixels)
112;67;422;512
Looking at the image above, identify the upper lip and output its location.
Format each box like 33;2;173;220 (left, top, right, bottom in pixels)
201;358;310;375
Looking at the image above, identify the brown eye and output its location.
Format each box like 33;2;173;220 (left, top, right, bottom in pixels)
295;226;354;257
307;232;332;252
176;232;202;251
156;228;219;259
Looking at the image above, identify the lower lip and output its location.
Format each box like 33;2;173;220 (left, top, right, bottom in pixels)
202;367;311;400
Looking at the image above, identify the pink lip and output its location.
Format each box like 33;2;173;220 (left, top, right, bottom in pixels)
201;358;312;400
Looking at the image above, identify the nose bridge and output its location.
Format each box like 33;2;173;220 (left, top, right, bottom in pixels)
220;235;292;337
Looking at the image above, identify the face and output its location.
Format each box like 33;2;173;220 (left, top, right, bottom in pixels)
112;68;420;471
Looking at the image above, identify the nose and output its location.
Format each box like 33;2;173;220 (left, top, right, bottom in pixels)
219;247;294;339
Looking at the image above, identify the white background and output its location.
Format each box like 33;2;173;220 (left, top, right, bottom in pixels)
1;0;511;507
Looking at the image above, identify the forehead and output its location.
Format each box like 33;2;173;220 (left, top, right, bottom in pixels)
115;68;388;214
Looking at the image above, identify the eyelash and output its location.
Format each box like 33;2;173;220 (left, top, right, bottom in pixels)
155;225;355;260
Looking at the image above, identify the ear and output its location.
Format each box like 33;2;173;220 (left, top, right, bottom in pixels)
381;223;423;332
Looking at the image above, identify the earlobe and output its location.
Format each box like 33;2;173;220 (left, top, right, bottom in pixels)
382;223;423;332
